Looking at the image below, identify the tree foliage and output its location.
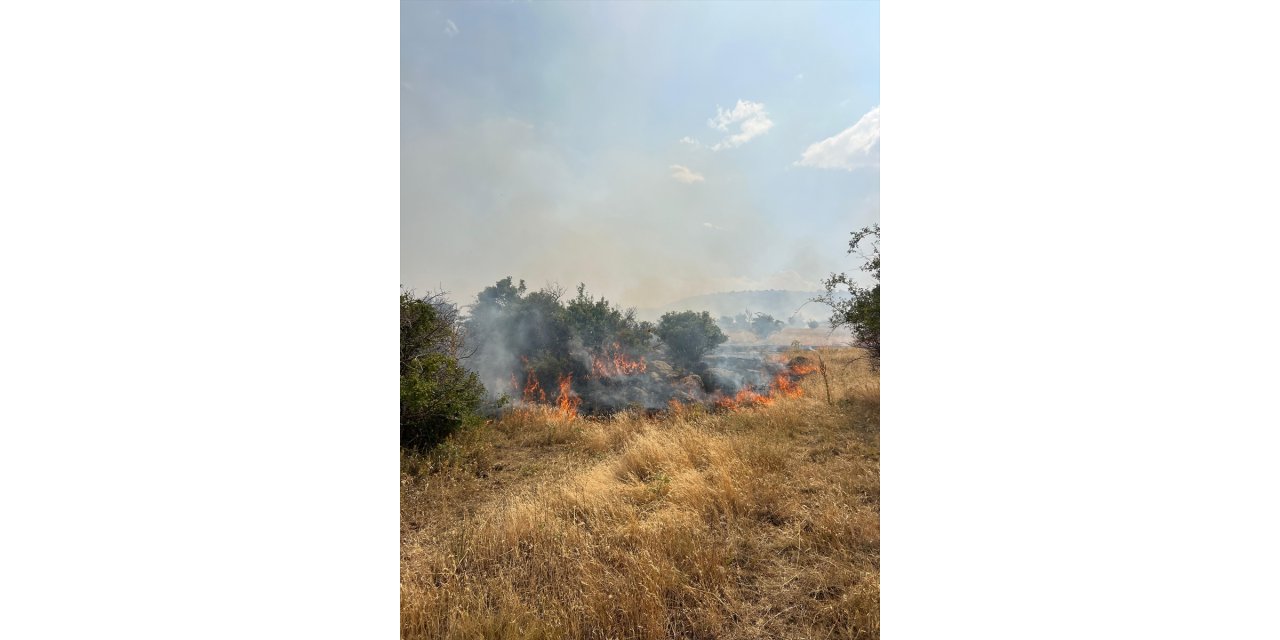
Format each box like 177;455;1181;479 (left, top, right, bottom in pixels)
749;312;784;340
465;278;660;401
565;283;654;355
655;310;728;371
463;277;730;404
401;289;486;448
467;278;585;394
818;224;880;369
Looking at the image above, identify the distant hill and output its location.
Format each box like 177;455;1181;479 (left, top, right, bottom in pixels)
635;290;844;323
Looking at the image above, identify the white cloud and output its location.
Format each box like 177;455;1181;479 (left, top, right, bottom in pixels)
702;222;725;230
795;105;880;170
687;100;773;151
709;100;774;150
444;19;459;37
670;164;705;184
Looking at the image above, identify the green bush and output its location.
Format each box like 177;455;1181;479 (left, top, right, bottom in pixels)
749;312;784;340
401;290;486;449
564;283;653;355
655;310;727;371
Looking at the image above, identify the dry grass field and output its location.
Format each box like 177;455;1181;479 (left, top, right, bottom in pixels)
401;347;879;639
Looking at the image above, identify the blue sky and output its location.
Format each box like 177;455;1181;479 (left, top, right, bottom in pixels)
402;1;879;308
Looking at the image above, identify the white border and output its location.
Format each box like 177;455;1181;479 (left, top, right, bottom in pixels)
3;1;1279;637
0;1;399;637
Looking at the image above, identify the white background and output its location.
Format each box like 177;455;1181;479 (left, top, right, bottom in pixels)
1;1;1277;638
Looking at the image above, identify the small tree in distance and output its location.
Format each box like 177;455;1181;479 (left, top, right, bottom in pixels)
749;312;784;340
655;310;728;371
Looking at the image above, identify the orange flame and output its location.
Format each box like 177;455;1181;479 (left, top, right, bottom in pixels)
522;368;547;404
590;342;647;377
613;348;647;375
555;374;581;419
776;354;820;377
715;386;775;411
771;373;803;398
715;368;808;412
516;366;578;420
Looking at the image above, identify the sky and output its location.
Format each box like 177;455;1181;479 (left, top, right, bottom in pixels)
402;1;879;309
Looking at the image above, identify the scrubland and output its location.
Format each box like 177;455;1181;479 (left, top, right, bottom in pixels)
401;347;879;639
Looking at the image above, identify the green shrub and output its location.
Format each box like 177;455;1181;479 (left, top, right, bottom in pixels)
749;312;784;340
401;290;486;449
655;310;728;371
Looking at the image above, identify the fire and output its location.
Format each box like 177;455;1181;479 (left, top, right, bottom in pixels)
614;350;647;375
591;342;647;377
715;366;810;412
714;386;775;411
514;367;579;420
555;374;581;419
521;368;547;404
513;347;817;416
771;373;803;398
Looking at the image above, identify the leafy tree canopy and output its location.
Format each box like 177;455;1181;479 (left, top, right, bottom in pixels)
655;310;728;371
749;312;784;340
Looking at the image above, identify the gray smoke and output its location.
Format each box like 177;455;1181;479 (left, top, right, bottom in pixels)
458;278;812;415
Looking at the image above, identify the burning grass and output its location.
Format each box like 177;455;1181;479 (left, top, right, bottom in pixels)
710;368;804;411
402;347;879;639
512;347;824;418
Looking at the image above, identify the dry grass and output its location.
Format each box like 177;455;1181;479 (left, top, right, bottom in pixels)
402;348;879;639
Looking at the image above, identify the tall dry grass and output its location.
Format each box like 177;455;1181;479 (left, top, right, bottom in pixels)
401;348;879;639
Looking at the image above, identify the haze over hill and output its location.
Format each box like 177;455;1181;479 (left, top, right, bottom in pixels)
635;289;844;323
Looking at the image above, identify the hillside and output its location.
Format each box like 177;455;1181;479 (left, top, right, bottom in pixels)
635;290;842;324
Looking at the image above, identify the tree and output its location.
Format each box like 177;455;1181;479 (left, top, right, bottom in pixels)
655;310;728;371
469;279;584;395
401;289;486;448
818;224;880;369
466;278;659;405
749;312;784;340
565;283;652;355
